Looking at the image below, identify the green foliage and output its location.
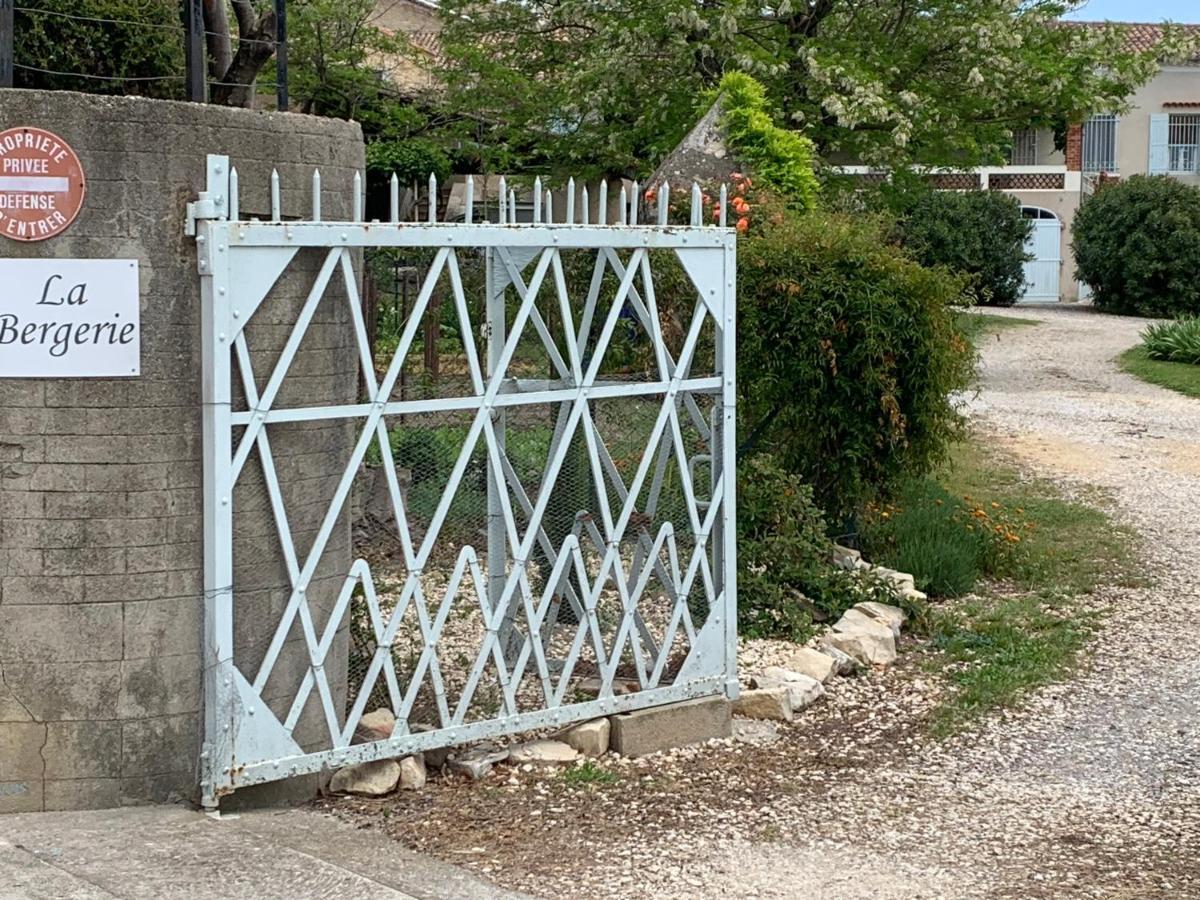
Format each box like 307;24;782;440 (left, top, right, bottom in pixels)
859;479;1029;598
1072;175;1200;317
435;1;1181;176
893;190;1033;307
13;0;183;99
717;73;818;209
737;456;896;642
561;761;618;786
1140;317;1200;365
366;140;452;191
737;198;976;521
954;312;1038;344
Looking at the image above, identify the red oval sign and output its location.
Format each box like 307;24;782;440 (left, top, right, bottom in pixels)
0;127;87;242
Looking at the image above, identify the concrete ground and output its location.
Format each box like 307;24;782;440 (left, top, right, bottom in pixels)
0;805;528;899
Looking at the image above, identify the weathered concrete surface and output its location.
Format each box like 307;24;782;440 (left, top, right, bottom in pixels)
609;696;732;758
0;89;365;811
0;804;530;899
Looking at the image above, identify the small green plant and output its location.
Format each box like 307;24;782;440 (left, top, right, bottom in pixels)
1119;345;1200;399
1141;317;1200;365
561;760;618;786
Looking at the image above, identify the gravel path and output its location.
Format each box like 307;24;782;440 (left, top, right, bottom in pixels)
335;306;1200;898
658;306;1200;898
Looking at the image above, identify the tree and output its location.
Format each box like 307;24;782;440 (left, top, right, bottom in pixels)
436;0;1197;176
203;0;279;107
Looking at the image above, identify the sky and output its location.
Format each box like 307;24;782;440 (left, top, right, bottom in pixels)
1063;0;1200;23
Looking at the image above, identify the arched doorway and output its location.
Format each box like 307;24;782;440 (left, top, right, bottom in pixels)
1019;206;1061;302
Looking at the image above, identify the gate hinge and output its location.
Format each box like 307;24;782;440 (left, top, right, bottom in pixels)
186;154;232;236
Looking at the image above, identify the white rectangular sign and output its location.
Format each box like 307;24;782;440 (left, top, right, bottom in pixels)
0;258;140;378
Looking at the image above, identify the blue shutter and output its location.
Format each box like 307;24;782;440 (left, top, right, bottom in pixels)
1149;114;1169;174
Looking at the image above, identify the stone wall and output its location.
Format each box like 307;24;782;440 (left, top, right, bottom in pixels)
0;89;364;812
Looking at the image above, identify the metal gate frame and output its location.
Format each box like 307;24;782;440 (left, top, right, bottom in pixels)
189;156;737;807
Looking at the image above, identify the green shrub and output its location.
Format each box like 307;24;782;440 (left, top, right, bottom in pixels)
738;456;895;642
893;189;1033;307
738;198;976;522
1141;317;1200;365
1072;175;1200;317
718;73;819;209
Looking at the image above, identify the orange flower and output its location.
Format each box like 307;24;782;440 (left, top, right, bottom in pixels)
712;203;722;219
743;177;753;188
644;188;657;203
736;217;749;233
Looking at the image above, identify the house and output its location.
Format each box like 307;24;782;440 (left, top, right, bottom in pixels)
372;0;442;95
843;22;1200;303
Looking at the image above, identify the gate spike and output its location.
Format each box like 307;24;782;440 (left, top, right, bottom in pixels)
533;176;542;224
619;186;627;225
390;173;399;224
630;181;639;225
581;185;590;225
311;169;321;222
598;181;608;225
658;181;669;225
428;173;438;223
465;176;475;224
691;181;702;226
566;177;575;225
545;189;553;225
509;189;517;224
270;169;281;222
718;182;727;228
498;176;507;224
228;167;239;221
412;183;419;222
352;172;362;222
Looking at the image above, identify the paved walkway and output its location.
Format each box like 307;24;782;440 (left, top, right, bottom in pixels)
0;805;527;899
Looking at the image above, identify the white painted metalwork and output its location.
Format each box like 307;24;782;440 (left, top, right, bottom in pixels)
190;156;738;806
1019;206;1062;302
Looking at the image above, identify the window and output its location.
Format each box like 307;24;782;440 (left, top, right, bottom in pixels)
1168;114;1200;174
1007;128;1038;166
1082;114;1118;174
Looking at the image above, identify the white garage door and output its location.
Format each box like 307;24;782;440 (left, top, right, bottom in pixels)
1020;207;1061;302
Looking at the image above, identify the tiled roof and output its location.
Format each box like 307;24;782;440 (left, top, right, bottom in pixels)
1065;21;1200;62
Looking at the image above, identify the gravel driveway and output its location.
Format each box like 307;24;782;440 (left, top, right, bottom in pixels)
338;306;1199;899
657;306;1200;899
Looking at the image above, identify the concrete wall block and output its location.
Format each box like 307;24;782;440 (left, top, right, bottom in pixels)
0;435;45;463
0;661;122;721
0;605;123;662
120;713;199;776
0;781;43;814
44;436;133;464
0;550;43;578
0;575;86;604
0;490;44;519
43;721;122;779
83;463;171;493
0;723;47;780
125;542;201;575
122;597;203;660
119;655;201;719
43;491;127;519
1;517;86;549
609;696;733;758
43;778;122;811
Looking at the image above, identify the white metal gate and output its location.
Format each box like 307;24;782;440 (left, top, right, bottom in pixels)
1020;207;1061;302
189;156;737;806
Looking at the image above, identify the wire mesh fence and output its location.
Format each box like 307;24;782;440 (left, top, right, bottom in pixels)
2;1;288;107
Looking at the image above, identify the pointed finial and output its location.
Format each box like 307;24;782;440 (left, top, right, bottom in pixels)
428;173;438;223
566;177;575;225
619;186;628;225
545;189;553;225
598;181;608;225
228;167;239;221
581;185;590;225
352;172;363;222
630;180;639;225
390;173;399;224
718;183;727;228
311;168;321;222
533;176;542;224
691;182;702;226
465;176;475;224
270;169;281;222
658;181;669;225
509;189;517;223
